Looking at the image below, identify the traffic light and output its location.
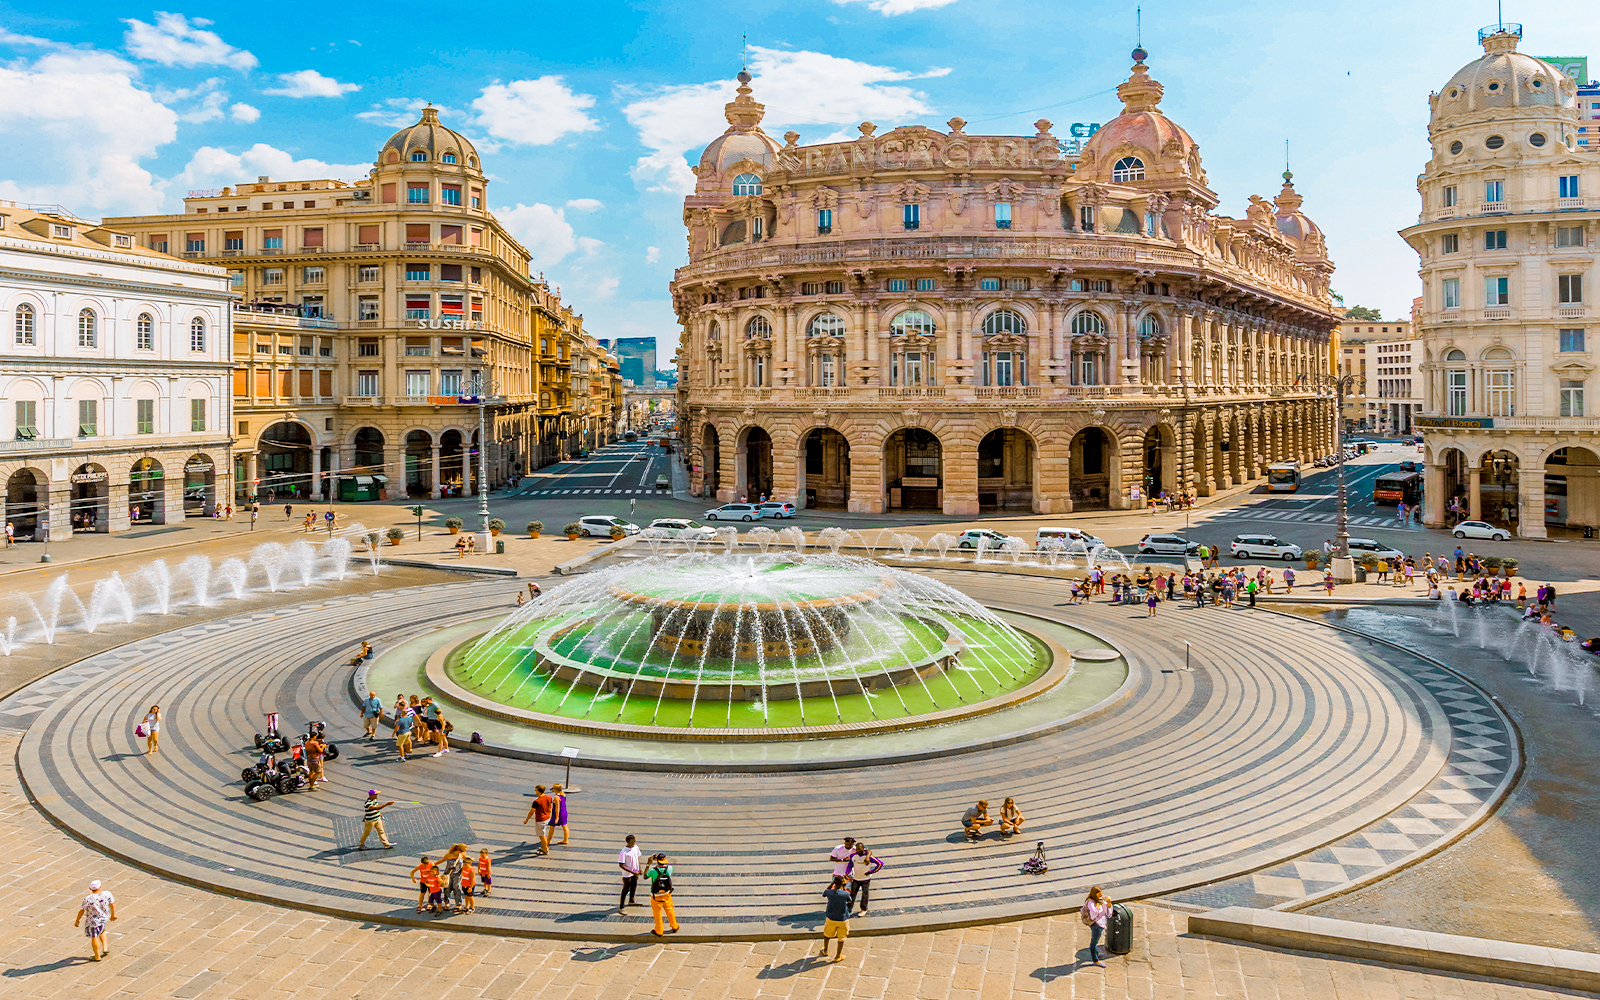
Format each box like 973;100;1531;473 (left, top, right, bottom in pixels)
409;505;424;516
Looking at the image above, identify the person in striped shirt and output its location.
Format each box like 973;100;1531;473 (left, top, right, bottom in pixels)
359;790;394;849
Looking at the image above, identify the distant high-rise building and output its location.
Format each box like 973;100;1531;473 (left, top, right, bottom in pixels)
604;337;657;387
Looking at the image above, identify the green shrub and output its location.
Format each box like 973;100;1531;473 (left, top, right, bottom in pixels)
444;516;463;530
385;527;404;541
1304;551;1323;568
563;521;582;535
1500;556;1519;576
1482;555;1504;571
527;520;543;534
488;517;506;531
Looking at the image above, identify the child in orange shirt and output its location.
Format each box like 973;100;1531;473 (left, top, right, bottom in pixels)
477;849;492;898
410;857;443;914
459;857;476;912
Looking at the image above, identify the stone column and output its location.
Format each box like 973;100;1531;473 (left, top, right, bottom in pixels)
430;446;442;499
943;424;979;516
1468;465;1482;521
311;446;323;501
849;436;884;513
243;451;258;500
1518;466;1546;538
1423;460;1446;527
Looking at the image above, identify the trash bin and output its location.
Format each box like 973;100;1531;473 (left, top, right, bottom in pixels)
495;540;505;554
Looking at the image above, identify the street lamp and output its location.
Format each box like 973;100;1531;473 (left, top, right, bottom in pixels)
1329;372;1366;583
464;373;507;552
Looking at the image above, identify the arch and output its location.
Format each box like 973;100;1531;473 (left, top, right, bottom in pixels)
798;427;850;510
699;424;722;498
1111;156;1146;182
77;307;98;348
468;155;478;169
1070;310;1108;336
258;420;315;499
885;427;942;510
745;315;772;340
977;428;1035;512
889;309;936;337
1138;313;1163;339
1478;449;1520;527
5;467;48;540
404;429;434;497
410;149;429;162
129;456;165;525
736;425;772;502
1544;446;1600;532
731;173;763;196
352;427;385;472
68;462;109;533
806;312;846;337
13;303;35;345
1069;426;1117;509
385;149;400;164
1143;423;1176;499
1444;348;1467;361
980;308;1027;336
183;453;217;516
441;150;458;164
439;429;469;496
135;312;155;349
720;220;747;245
1481;346;1514;361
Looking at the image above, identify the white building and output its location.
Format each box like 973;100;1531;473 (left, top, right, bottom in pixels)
1404;24;1600;536
1365;337;1422;434
1;206;235;541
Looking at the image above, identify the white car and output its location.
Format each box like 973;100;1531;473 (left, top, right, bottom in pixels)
704;503;763;521
757;501;797;518
1035;526;1105;549
1344;537;1404;561
576;515;640;537
1137;533;1200;556
957;528;1010;549
1229;534;1303;561
1453;520;1511;541
646;518;717;540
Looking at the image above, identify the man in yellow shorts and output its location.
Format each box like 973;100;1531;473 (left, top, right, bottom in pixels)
817;875;852;962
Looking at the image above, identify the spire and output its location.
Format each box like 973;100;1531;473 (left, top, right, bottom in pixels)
1116;46;1163;114
723;69;766;130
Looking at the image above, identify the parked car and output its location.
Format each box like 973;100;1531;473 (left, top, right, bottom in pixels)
1345;537;1405;560
757;501;797;519
576;515;640;537
957;528;1010;549
1452;520;1511;541
1035;526;1105;549
1399;460;1417;472
704;503;763;521
646;518;717;540
1229;534;1303;561
1137;533;1200;556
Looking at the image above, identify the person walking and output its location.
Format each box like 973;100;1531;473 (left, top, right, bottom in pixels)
847;842;883;914
1283;566;1295;593
477;848;493;897
74;880;116;961
359;791;395;849
361;690;383;739
304;731;327;791
630;497;637;515
645;853;679;936
140;705;161;755
440;844;469;913
522;784;554;855
4;521;13;547
1146;589;1159;617
1244;576;1258;608
617;834;642;913
551;782;570;845
394;708;415;762
818;875;853;962
1080;886;1112;968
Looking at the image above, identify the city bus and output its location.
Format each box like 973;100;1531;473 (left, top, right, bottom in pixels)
1266;461;1303;492
1373;471;1422;505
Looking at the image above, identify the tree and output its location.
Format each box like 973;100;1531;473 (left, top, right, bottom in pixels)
1343;305;1383;321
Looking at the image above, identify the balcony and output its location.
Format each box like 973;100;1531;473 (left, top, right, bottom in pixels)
1558;305;1586;319
796;387;850;398
1559;197;1585;210
1481;201;1508;215
975;385;1042;398
343;395;384;406
1482;307;1511;319
877;386;945;398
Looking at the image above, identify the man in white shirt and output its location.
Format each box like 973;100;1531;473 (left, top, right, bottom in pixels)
618;834;642;913
828;837;857;880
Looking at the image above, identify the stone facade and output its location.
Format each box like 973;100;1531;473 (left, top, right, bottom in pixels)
672;51;1340;514
1404;26;1600;535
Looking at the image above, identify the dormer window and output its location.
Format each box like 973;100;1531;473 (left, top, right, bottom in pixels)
51;224;74;239
1111;157;1145;182
411;150;429;162
732;173;762;196
442;152;458;164
113;235;133;248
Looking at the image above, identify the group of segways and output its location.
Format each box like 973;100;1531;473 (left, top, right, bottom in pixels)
241;713;338;801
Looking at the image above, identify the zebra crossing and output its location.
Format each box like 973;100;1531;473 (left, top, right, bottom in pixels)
522;488;660;496
1211;505;1413;528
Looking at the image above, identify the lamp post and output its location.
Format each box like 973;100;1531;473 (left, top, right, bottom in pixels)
466;373;507;552
1329;373;1365;583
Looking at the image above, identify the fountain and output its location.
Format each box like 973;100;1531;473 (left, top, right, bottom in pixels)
716;526;739;553
747;526;777;553
323;537;353;581
818;527;851;555
139;559;173;615
891;533;921;559
0;616;16;656
86;573;135;632
180;555;213;607
286;540;318;588
216;558;249;600
33;576;88;643
447;552;1054;736
928;532;956;560
779;526;806;555
252;543;288;591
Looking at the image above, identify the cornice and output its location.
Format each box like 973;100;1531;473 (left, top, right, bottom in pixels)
0;266;237;303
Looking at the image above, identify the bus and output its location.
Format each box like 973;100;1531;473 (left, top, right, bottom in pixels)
1373;471;1422;505
1266;461;1303;492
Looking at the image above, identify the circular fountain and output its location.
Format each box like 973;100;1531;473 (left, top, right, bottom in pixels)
427;553;1065;740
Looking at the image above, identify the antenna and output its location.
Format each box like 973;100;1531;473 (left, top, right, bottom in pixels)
1497;0;1503;29
1136;6;1142;46
742;33;748;73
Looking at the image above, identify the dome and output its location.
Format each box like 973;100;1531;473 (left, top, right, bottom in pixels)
1434;29;1575;122
1273;174;1321;242
1081;49;1198;169
697;73;782;175
380;106;479;165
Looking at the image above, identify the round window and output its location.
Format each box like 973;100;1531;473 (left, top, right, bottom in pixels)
1449;140;1464;155
1530;132;1547;147
1532;79;1543;89
1448;88;1459;98
1485;134;1505;149
1487;81;1500;91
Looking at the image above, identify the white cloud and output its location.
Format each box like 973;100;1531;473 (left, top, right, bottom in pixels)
621;45;943;195
357;98;458;128
565;198;603;211
496;202;577;269
472;76;599;146
645;246;661;264
586;275;621;300
577;236;605;259
122;12;257;70
175;143;371;192
263;69;360;98
230;102;260;123
833;0;961;12
0;48;178;214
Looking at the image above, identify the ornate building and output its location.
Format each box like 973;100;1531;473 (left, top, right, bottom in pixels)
1406;24;1600;535
671;50;1340;513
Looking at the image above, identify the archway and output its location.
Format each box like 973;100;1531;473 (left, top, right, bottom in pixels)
1440;448;1467;521
977;428;1035;512
885;428;942;511
183;454;216;516
738;426;773;502
352;427;385;471
404;431;433;498
129;457;164;524
1069;427;1115;509
1544;446;1600;531
1143;425;1175;500
1480;450;1519;527
440;430;465;496
259;421;313;500
69;463;109;532
700;425;721;498
800;428;850;509
1191;421;1211;496
5;468;46;540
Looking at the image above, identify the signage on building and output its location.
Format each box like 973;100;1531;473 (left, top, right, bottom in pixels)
423;395;481;405
1067;123;1103;138
185;462;213;473
70;471;108;484
1417;416;1494;429
1538;56;1589;85
411;318;483;331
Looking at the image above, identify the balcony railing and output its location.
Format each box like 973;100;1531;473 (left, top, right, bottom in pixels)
343;395;383;405
1481;201;1508;214
1558;197;1586;210
877;386;945;398
796;387;850;398
1557;305;1586;319
1482;307;1512;319
975;385;1042;398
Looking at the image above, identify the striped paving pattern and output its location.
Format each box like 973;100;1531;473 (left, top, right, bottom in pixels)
1203;503;1416;529
13;574;1493;941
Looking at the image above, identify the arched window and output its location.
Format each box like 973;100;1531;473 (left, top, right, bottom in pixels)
1138;314;1162;340
189;317;206;352
745;316;772;339
981;309;1026;336
14;304;35;345
468;155;478;169
731;173;763;196
78;308;97;348
441;151;458;164
707;321;721;342
1445;349;1467;416
1111;156;1146;182
889;309;936;337
410;150;428;162
136;313;154;351
807;313;846;338
1070;311;1107;337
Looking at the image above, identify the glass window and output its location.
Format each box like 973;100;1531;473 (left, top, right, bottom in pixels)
1139;314;1161;339
1485;179;1504;202
819;354;836;387
807;313;846;337
1560;328;1586;352
825;280;844;294
407;184;429;204
903;203;920;230
1080;205;1095;231
190;397;206;431
1560;274;1583;303
78;308;97;348
1442;233;1459;253
359;265;380;282
889;310;936;337
745;316;772;339
358;339;380;357
1447;368;1466;415
442;152;457;164
994;202;1012;228
915;278;935;292
14;400;36;439
979;277;1000;291
1560;175;1580;198
189;317;206;351
136;398;154;434
78;399;96;437
185;233;205;252
817;208;832;233
411;150;428;162
1442;278;1460;308
405;296;431;319
731;173;762;196
1486;369;1515;416
406;371;430;396
1070;311;1108;336
302;266;324;283
358;297;379;321
356;371;379;396
1558;226;1585;247
148;234;169;253
14;304;35;345
405;337;430;356
224;231;244;250
1442;186;1457;207
1111;157;1146;182
262;268;283;284
229;269;244;288
887;278;909;292
440;370;462;395
751;355;766;386
1560;379;1585;417
1484;276;1509;305
1484;229;1507;249
981;309;1026;335
470;188;481;209
262;230;283;249
441;185;462;206
406;263;430;281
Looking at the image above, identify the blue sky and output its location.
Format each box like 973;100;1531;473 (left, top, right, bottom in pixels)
2;1;1595;356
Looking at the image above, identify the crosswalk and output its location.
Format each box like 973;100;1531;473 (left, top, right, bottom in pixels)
1210;506;1414;528
521;488;661;496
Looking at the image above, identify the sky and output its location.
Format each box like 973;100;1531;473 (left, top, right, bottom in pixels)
1;1;1595;359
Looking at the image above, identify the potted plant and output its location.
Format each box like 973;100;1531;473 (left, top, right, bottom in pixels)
527;520;543;538
488;517;505;537
1304;550;1323;570
564;521;581;541
609;525;626;542
444;516;463;535
385;527;405;546
365;531;380;551
1482;555;1504;576
1500;556;1518;578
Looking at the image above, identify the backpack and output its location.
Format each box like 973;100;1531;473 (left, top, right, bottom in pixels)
650;868;673;894
470;732;483;744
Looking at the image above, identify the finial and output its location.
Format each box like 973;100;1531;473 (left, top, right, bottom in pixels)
1283;140;1292;182
737;70;751;85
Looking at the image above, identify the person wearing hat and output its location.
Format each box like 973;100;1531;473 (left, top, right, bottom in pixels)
359;790;395;849
74;880;116;960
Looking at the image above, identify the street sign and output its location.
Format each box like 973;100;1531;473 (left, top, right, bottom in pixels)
457;395;483;405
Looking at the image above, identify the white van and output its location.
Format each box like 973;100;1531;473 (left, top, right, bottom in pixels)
1035;526;1105;549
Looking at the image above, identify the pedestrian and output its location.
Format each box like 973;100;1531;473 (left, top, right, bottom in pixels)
1284;566;1295;593
477;848;493;897
74;880;116;961
140;704;160;754
1192;577;1205;607
1376;558;1389;583
455;536;467;559
361;689;383;738
630;497;636;515
645;852;679;936
430;713;451;756
359;790;395;849
551;782;570;844
1146;589;1159;617
1166;573;1176;601
459;853;476;911
1323;573;1336;597
1080;886;1112;968
4;521;12;547
1245;577;1258;608
1324;538;1333;554
1545;583;1558;609
466;534;476;555
847;843;883;914
285;503;293;521
410;857;444;914
818;875;853;962
249;508;258;529
1517;582;1527;609
394;708;415;761
224;503;233;520
1196;543;1208;567
618;834;642;912
528;582;542;599
304;731;327;790
440;843;468;913
522;784;554;855
829;836;857;879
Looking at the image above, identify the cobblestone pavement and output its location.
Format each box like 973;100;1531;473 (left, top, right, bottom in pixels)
1;736;1588;1000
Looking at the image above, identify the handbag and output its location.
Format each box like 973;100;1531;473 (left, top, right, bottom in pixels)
135;724;146;738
